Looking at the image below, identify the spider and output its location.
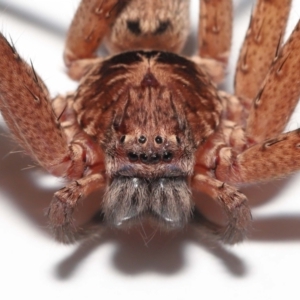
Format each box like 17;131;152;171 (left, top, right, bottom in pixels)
0;0;299;244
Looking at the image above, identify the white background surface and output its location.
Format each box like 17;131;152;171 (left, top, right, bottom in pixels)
1;0;300;299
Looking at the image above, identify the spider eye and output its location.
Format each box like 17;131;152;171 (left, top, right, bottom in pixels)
140;153;148;163
163;152;173;162
138;135;147;144
128;152;139;162
127;20;142;35
155;136;163;144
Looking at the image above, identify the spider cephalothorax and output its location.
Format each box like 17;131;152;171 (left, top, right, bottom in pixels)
73;50;222;229
0;0;299;245
77;51;222;175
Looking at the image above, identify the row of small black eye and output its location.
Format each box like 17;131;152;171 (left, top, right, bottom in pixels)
120;135;180;144
128;152;173;163
138;135;163;144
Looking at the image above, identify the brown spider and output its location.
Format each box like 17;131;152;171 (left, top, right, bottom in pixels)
0;0;299;244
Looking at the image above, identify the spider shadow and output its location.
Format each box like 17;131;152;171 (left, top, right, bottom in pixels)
54;227;248;279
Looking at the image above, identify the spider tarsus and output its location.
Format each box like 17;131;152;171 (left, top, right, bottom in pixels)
51;224;78;244
221;207;252;244
50;211;105;244
47;195;79;244
191;205;251;245
220;224;246;245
